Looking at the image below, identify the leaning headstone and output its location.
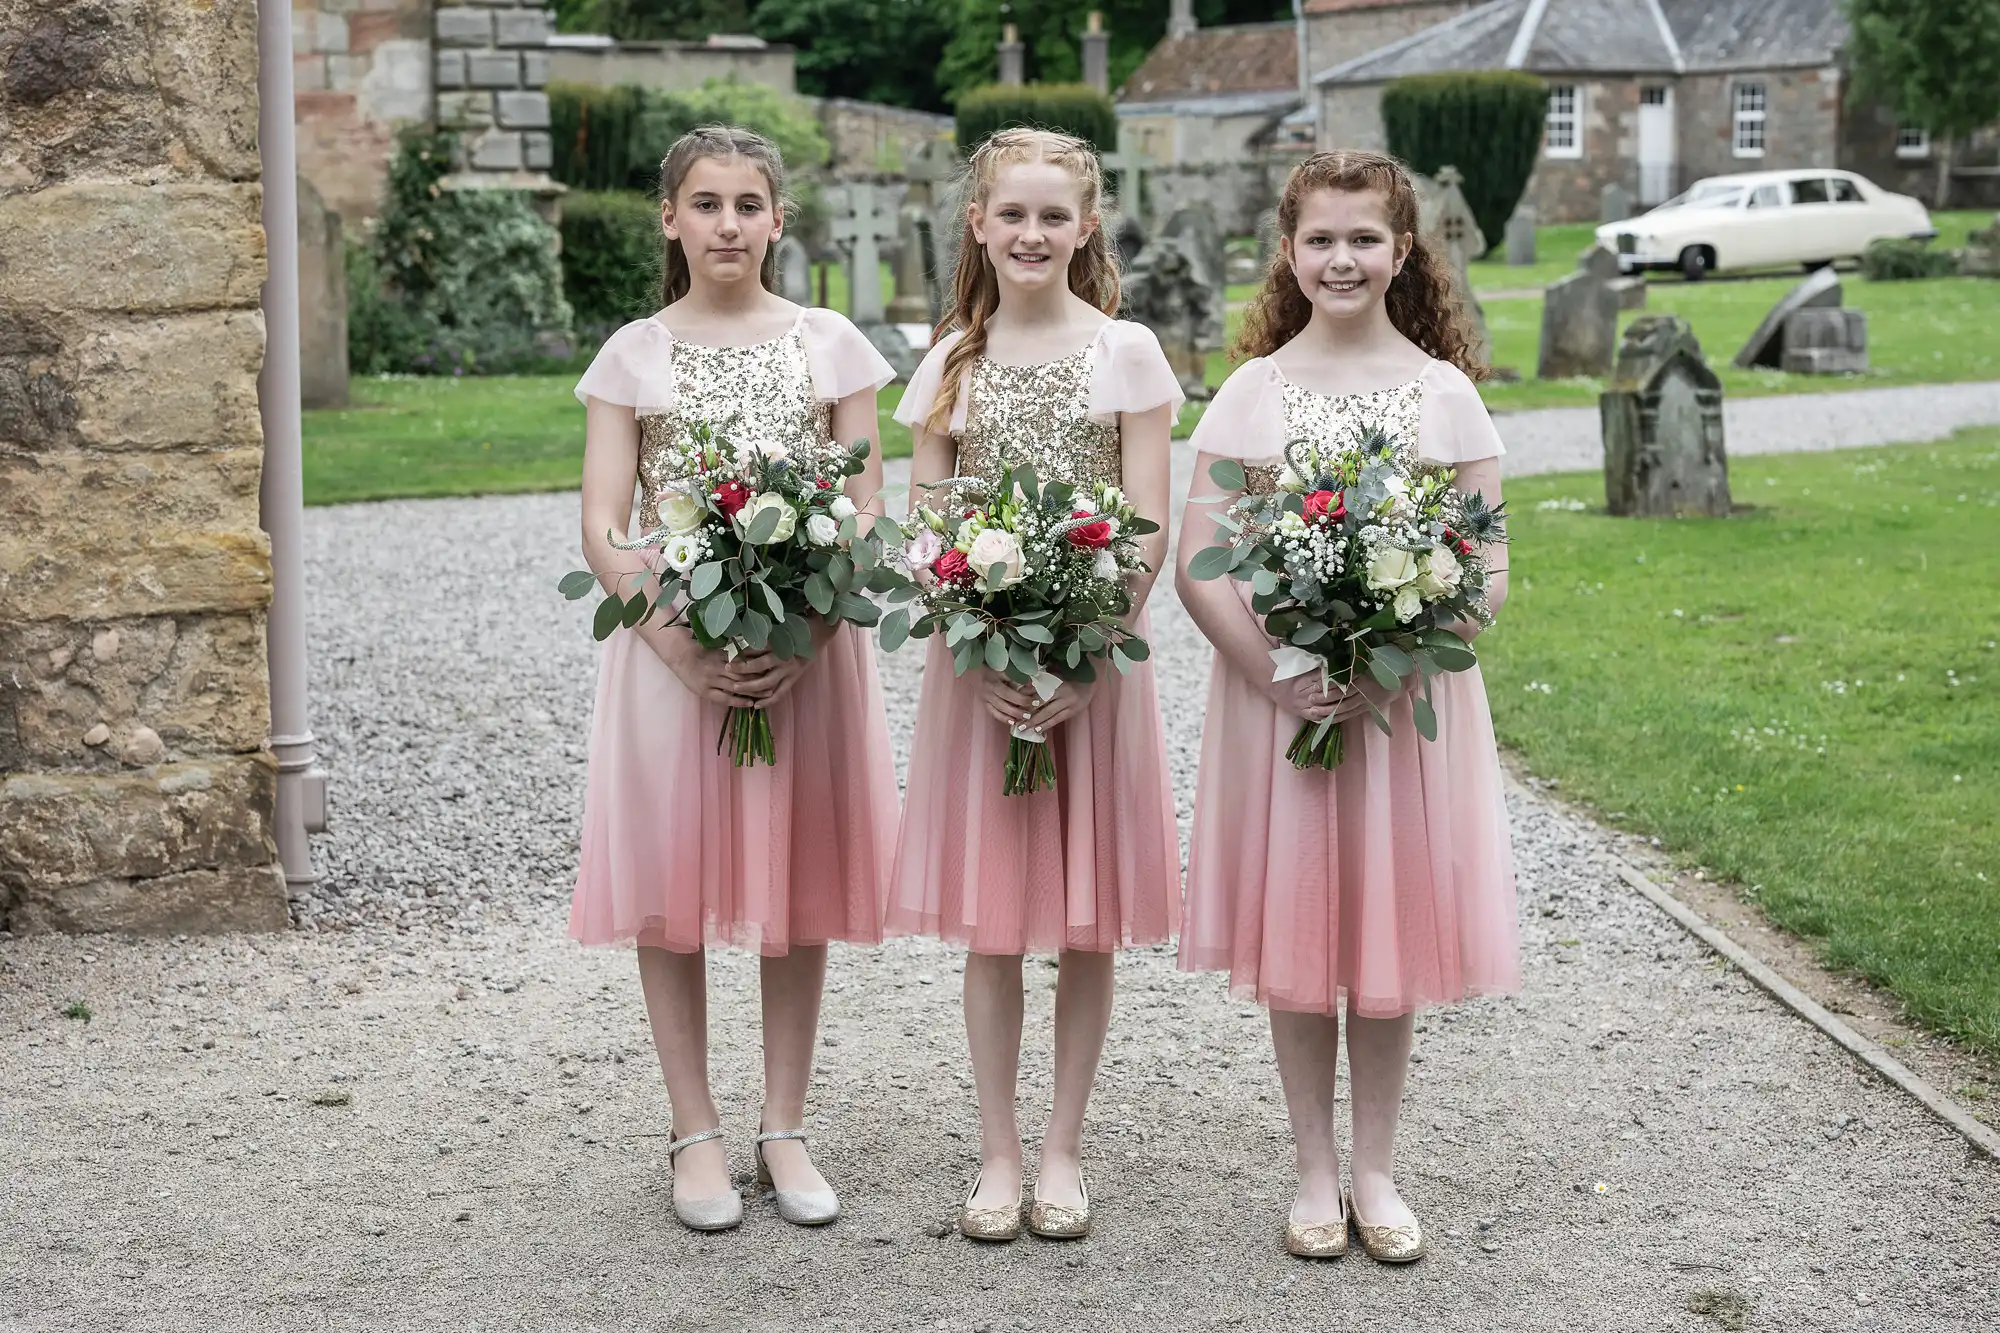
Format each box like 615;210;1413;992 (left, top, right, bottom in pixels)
1608;275;1647;311
1119;241;1213;401
1960;212;2000;277
1600;182;1634;223
1779;307;1868;374
886;205;932;324
1426;167;1490;363
827;179;918;380
774;234;812;307
1505;206;1536;267
1537;247;1620;379
296;175;349;409
1159;203;1228;349
1732;266;1842;369
1601;315;1730;518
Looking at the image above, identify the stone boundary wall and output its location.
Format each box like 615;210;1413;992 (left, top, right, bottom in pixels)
0;0;287;932
809;98;954;179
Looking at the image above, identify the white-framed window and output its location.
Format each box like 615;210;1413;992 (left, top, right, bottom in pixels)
1896;125;1932;159
1732;81;1767;158
1545;84;1582;159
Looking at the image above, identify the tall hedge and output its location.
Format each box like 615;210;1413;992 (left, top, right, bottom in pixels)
549;77;831;195
1382;71;1546;256
560;190;665;343
954;83;1117;155
549;82;652;192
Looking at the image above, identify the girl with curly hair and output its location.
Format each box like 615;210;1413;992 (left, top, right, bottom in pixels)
1175;151;1520;1261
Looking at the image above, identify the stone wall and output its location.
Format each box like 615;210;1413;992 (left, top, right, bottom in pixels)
547;38;795;96
0;0;287;932
1521;78;1639;223
1303;0;1472;78
1677;68;1841;191
1842;107;2000;211
810;98;953;179
435;3;555;173
294;0;432;226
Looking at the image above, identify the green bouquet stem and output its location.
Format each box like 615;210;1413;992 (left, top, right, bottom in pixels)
719;706;777;768
1285;718;1344;770
1004;730;1057;796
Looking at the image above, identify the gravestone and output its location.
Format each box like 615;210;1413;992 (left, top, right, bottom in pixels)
1601;315;1731;518
1505;205;1536;267
1600;182;1634;223
886;205;932;324
1101;141;1156;230
1159;203;1227;349
931;176;967;315
1119;241;1213;400
1732;266;1842;369
903;136;957;210
1959;212;2000;277
1426;166;1490;363
1537;245;1620;379
1114;214;1148;270
774;234;812;307
1779;307;1868;374
1255;206;1280;272
827;179;919;379
1608;275;1647;311
296;175;349;410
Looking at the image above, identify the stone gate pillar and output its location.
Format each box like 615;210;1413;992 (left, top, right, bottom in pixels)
0;0;289;931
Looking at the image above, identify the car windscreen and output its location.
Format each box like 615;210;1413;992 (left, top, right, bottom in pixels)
1831;178;1865;203
1663;184;1744;210
1792;177;1831;205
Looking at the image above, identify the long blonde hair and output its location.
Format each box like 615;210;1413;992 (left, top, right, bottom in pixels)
657;125;791;305
926;128;1121;433
1234;150;1487;379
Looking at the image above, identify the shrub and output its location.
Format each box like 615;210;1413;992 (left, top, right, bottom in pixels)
548;81;653;193
561;189;664;344
1382;71;1547;257
549;77;831;195
954;83;1117;155
1862;236;1957;280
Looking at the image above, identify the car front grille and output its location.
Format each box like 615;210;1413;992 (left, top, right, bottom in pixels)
1616;232;1637;255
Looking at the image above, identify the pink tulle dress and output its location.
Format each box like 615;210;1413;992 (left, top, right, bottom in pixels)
1178;357;1521;1017
567;308;902;955
886;321;1185;955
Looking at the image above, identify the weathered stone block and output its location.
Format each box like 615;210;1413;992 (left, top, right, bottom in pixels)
0;613;272;769
0;449;272;622
1537;262;1619;380
146;0;264;181
0;184;265;314
436;49;468;89
469;130;524;172
438;91;495;129
435;7;494;45
0;756;275;886
522;132;553;171
6;864;289;935
1734;267;1841;369
297;177;350;410
494;9;552;46
466;51;520;87
1779;307;1867;374
521;49;550;87
302;11;349;53
1608;276;1647;311
495;91;550;130
1601;315;1730;518
1505;207;1536;266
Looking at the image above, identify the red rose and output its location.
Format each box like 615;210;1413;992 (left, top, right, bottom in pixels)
712;480;751;518
933;548;973;585
1066;509;1114;549
1304;489;1343;524
817;478;833;489
1457;539;1474;557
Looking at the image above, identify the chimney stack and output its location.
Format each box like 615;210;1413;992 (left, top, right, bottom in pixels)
1081;12;1109;93
1168;0;1196;40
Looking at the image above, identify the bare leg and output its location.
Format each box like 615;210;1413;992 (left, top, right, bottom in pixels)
636;946;731;1202
1346;1005;1417;1227
1036;949;1114;1208
963;951;1025;1208
758;944;832;1194
1269;1008;1344;1223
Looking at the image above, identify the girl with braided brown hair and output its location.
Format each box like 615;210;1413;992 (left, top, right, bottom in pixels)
886;128;1184;1242
1177;151;1519;1262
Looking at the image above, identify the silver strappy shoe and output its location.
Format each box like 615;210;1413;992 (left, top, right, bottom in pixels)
754;1129;840;1226
666;1128;742;1232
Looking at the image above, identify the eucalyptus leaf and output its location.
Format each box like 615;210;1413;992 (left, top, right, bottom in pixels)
1412;695;1438;742
559;570;597;600
1251;568;1280;597
592;593;624;642
984;633;1009;673
619;591;649;629
690;561;724;601
1187;545;1234;581
746;505;781;546
1367;655;1402;692
1014;622;1054;643
759;580;787;622
701;594;736;639
1117;636;1151;662
1207;458;1247;491
803;572;834;615
739;608;771;651
833;591;880;625
879;607;911;653
1371;643;1414;677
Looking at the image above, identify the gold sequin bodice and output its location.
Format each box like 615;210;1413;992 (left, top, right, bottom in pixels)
635;327;835;528
1242;374;1428;491
956;347;1123;490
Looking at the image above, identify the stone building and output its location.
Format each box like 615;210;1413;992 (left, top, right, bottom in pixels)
1;0;288;931
1301;0;1473;77
1312;0;2000;223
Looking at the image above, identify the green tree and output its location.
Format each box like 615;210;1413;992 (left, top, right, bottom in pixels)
1846;0;2000;207
751;0;955;112
593;0;754;40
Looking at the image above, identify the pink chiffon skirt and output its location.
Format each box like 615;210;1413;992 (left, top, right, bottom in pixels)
886;613;1180;955
568;622;898;954
1179;623;1520;1017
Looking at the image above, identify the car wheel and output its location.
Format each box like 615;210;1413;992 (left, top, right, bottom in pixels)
1679;246;1713;281
1804;259;1834;272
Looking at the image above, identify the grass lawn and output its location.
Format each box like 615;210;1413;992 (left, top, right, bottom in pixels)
1480;432;2000;1058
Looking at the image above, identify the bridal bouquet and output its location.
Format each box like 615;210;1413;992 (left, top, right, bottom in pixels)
1188;423;1507;769
880;461;1157;795
559;419;904;766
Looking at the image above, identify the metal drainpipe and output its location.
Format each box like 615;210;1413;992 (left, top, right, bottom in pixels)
257;0;329;897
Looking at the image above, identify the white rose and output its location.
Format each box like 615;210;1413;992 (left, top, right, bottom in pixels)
806;513;840;547
662;532;703;574
657;488;707;536
1277;465;1306;494
1415;548;1462;597
737;492;798;544
734;437;789;470
1365;545;1420;590
1092;548;1120;582
967;528;1026;590
828;495;858;522
1392;584;1424;623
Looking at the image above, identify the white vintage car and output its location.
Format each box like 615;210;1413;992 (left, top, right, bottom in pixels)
1595;169;1936;280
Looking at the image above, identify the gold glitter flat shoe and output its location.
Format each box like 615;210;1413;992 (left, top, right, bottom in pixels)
958;1170;1024;1242
1283;1195;1348;1259
1026;1172;1089;1240
1346;1187;1426;1263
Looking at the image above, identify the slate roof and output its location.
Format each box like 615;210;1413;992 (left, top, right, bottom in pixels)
1118;21;1299;105
1315;0;1849;85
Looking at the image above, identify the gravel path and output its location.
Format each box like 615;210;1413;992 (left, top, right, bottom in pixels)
5;414;2000;1329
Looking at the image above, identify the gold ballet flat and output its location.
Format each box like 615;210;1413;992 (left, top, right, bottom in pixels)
1346;1187;1426;1263
1026;1173;1090;1240
959;1170;1024;1242
1284;1201;1349;1259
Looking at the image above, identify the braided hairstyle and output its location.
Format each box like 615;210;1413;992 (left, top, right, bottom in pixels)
1234;150;1487;379
925;128;1122;433
657;125;792;306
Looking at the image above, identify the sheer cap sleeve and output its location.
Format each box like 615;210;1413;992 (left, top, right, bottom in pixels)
893;331;970;435
1416;360;1505;463
1187;358;1287;462
1086;320;1184;424
799;307;897;401
573;317;676;415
